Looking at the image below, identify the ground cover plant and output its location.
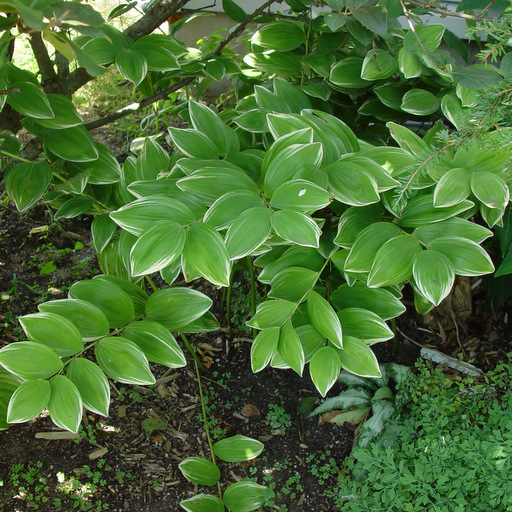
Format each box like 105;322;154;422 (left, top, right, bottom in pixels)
1;0;512;509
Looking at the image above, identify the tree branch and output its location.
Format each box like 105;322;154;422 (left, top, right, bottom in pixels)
30;32;58;92
406;0;481;21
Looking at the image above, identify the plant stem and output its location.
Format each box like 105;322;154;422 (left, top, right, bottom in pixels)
181;332;204;371
246;256;257;337
145;275;158;292
226;270;233;340
194;360;222;500
0;150;32;163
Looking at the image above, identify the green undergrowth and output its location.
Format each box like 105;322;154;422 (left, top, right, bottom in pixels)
333;362;512;512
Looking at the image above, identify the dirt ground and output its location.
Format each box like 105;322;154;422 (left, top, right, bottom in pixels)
0;197;511;512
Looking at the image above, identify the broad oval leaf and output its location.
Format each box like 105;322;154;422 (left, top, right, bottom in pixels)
145;287;213;332
6;379;50;424
330;282;405;321
69;280;134;329
48;375;83;433
42;125;99;162
401;89;440;116
93;274;149;317
309;346;341;397
5;161;52;212
271;210;321;248
330;57;367;88
34;94;83;128
251;20;305;51
92;215;117;254
183;223;232;287
66;358;110;417
110;196;195;236
243;50;302;75
368;235;422;287
180;494;224;512
226;207;272;260
470;171;509;210
269;267;318;302
307;291;343;349
0;342;62;380
433;168;470;207
95;337;155;385
130;220;186;276
247;300;296;330
123;321;186;368
278;319;305;375
337;308;394;343
115;48;147;85
429;237;494;276
361;49;398;81
38;298;109;341
168;127;219;160
0;369;22;429
213;435;264;462
413;217;492;245
334;203;384;248
250;327;280;373
19;312;83;357
178;457;220;487
7;81;54;119
337;336;381;378
412;250;455;306
296;324;325;363
344;222;401;273
270;179;332;212
223;481;266;512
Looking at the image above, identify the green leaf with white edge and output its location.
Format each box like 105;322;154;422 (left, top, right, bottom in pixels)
6;81;54;119
264;143;323;197
433;168;470;207
368;235;422;288
178;457;220;487
344;222;401;273
6;380;50;424
0;342;62;380
398;195;474;228
93;275;148;317
401;89;439;116
296;324;325;363
179;311;219;334
168;127;220;160
413;217;492;245
273;77;311;113
429;237;494;277
334;204;384;249
110;196;195;236
403;24;445;52
204;190;265;230
330;57;367;88
223;481;266;512
130;220;185;277
338;155;399;193
330;282;405;321
135;138;171;181
337;336;381;378
309;346;341;397
180;494;224;512
213;435;264;462
130;41;179;73
413;286;435;314
95;337;155;385
223;0;246;21
32;94;82;129
38;298;109;341
250;328;279;373
123;321;186;368
5;161;52;212
271;179;331;212
42;124;98;162
271;210;321;248
361;49;398;81
115;48;147;86
55;196;93;219
66;358;110;417
243;50;302;75
387;122;430;157
251;20;305;51
189;100;239;157
307;291;342;349
233;109;270;133
278;319;305;376
441;94;465;130
0;368;22;429
247;300;296;330
177;168;258;206
326;161;380;206
146;287;212;332
412;250;455;306
91;215;117;254
269;267;318;302
398;48;422;79
225;207;272;260
255;85;290;113
266;113;309;139
183;223;231;287
337;308;394;344
470;172;510;210
69;279;134;329
48;375;83;433
19;312;83;357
